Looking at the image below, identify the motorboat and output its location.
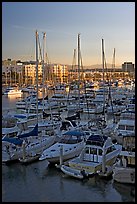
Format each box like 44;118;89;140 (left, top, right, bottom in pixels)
62;134;122;175
112;150;135;184
4;87;22;95
39;130;87;164
21;86;36;93
114;117;135;144
60;164;89;179
112;135;135;184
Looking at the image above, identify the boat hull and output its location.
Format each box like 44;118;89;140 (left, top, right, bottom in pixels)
61;165;85;179
113;167;135;184
68;155;118;174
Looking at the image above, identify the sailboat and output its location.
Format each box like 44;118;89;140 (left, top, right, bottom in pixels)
59;38;122;179
27;32;62;133
18;30;58;164
2;31;56;164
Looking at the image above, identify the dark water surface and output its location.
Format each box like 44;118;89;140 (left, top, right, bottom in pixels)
2;160;135;202
2;94;135;202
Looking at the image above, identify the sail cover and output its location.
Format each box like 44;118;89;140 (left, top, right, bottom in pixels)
2;137;23;145
18;124;38;138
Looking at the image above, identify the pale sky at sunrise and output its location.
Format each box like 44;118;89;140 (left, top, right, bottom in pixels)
2;2;135;66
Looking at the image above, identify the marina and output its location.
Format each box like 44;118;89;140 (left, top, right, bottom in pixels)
2;33;135;201
2;82;135;202
2;2;135;202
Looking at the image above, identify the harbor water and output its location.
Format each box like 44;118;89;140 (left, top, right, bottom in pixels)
2;93;135;202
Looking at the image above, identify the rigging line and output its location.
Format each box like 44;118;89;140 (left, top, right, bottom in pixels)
38;33;55;129
38;35;43;62
112;48;116;82
104;53;116;123
71;48;77;80
80;51;90;116
80;49;92;126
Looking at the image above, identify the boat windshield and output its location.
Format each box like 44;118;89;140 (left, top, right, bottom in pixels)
59;135;82;144
86;135;107;147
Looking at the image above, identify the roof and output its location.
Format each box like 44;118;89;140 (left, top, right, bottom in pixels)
118;119;135;126
87;134;107;142
86;134;108;147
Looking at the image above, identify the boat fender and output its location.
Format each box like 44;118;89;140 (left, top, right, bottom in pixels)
81;169;88;178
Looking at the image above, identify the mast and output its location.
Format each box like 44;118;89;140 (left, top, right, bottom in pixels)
15;67;16;85
42;32;46;114
111;48;116;123
71;48;77;95
72;48;76;82
35;30;39;124
5;67;8;85
102;39;106;122
78;33;81;110
10;67;12;87
112;48;115;82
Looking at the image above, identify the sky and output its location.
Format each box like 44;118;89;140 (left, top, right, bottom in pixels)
2;2;135;66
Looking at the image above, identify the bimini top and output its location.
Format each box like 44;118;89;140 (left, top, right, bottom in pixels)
63;130;86;137
18;124;38;138
86;134;108;147
2;137;23;146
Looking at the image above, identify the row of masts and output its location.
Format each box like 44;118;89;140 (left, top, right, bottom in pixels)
4;32;116;89
35;31;115;124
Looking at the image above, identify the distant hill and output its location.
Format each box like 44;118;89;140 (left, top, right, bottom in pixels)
87;64;121;69
67;63;121;69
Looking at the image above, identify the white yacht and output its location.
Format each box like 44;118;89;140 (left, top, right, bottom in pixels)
61;134;122;177
112;135;135;184
113;150;135;184
4;87;22;95
39;130;87;164
114;111;135;144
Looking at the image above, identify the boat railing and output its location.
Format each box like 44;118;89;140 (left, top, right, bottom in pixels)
86;140;104;147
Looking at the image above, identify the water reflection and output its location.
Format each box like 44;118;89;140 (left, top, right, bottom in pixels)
113;182;135;202
2;160;135;202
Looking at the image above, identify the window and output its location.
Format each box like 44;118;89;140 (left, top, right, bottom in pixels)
98;149;103;155
118;125;125;130
126;126;134;131
106;146;113;154
91;148;97;155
